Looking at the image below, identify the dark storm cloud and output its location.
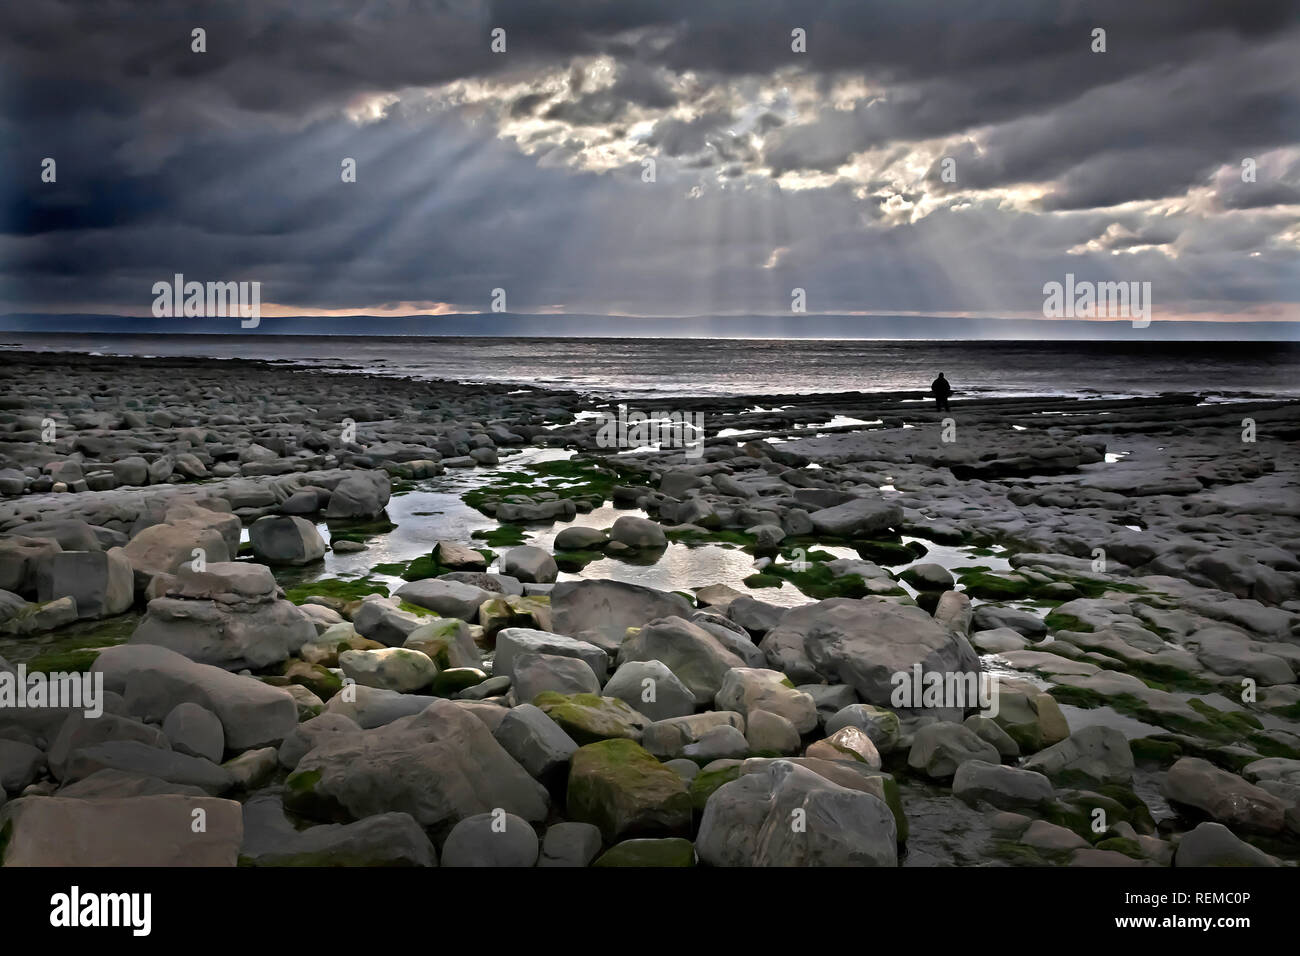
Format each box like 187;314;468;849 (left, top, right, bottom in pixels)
1;0;1297;321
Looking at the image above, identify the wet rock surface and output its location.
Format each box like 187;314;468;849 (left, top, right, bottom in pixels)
1;352;1298;866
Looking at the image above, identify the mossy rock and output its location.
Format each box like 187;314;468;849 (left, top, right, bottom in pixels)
957;570;1036;601
405;618;474;669
284;577;389;605
281;769;349;824
1246;732;1300;761
1044;786;1154;839
463;458;639;514
1044;611;1092;633
1054;687;1258;748
776;564;873;599
282;659;344;700
566;739;692;842
431;667;488;696
689;764;742;811
863;770;909;844
592;838;696;867
535;692;648;745
479;594;549;641
396;601;438;618
1094;836;1145;859
990;839;1050;867
1129;736;1183;766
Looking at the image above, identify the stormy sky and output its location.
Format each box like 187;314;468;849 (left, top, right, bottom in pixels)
2;0;1298;332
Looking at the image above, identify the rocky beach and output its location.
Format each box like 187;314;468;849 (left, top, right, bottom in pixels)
1;349;1299;868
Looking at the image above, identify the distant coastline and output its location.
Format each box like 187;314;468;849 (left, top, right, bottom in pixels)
3;313;1299;342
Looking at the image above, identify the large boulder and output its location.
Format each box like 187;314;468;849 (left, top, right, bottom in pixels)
714;667;818;733
285;699;549;830
34;548;133;619
121;519;231;584
323;472;390;519
162;702;225;763
554;527;608;551
493;703;579;784
493;628;609;682
1189;627;1295;685
351;595;426;647
566;739;692;842
59;741;234;795
129;563;315;670
641;712;746;759
952;760;1054;810
618;616;747;705
47;711;170;780
533;692;651;744
1021;726;1134;787
323;685;438;729
906;723;1001;780
1;795;242;866
395;579;493;621
402;617;481;669
602;660;695;721
338;648;437;693
550;580;692;653
93;643;298;750
807;498;903;538
512;651;601;702
501;546;558;585
240;794;435;866
609;516;667;549
696;760;897;866
441;811;539;867
760;598;981;704
248;515;327;566
0;536;62;594
1174;822;1278;867
1163;757;1286;834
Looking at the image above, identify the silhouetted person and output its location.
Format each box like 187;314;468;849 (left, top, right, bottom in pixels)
931;372;952;412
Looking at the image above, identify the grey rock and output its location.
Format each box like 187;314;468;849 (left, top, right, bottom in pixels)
696;760;897;866
493;703;578;783
441;811;539;867
601;660;695;721
538;821;603;867
163;702;225;763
